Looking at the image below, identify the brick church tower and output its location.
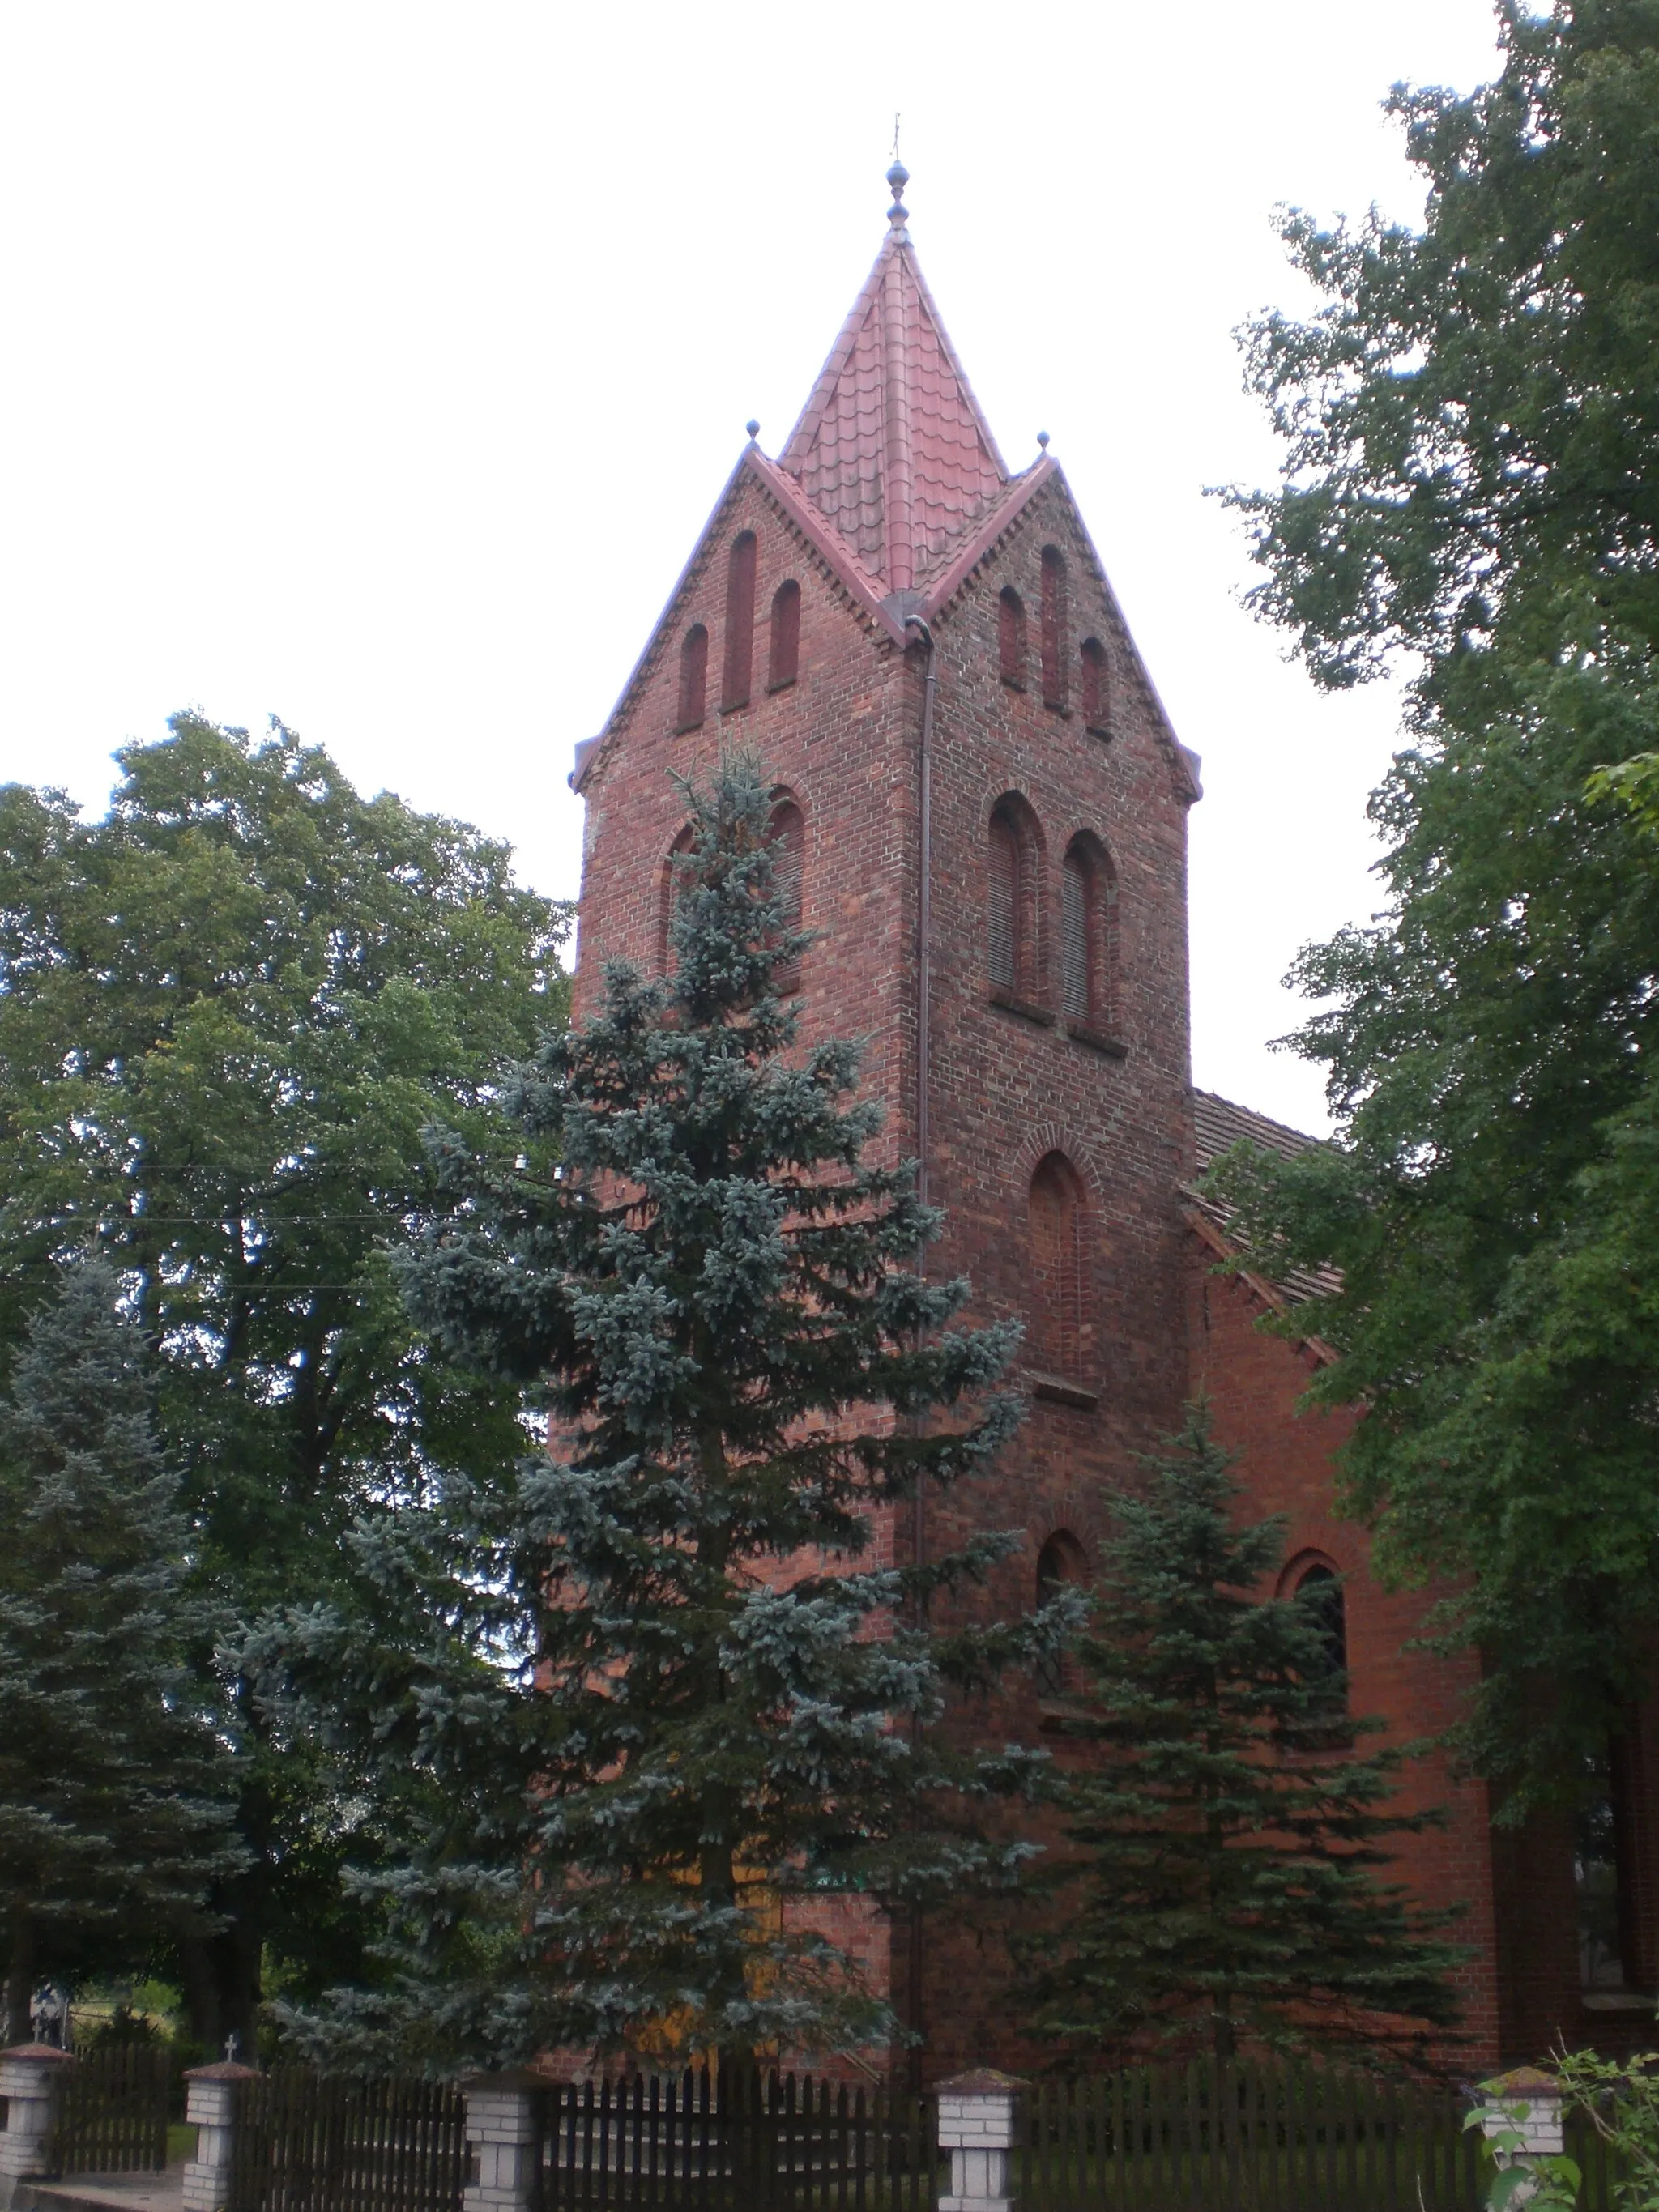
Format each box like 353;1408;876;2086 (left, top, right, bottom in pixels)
569;168;1644;2077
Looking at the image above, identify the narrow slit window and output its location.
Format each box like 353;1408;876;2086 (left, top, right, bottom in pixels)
1081;637;1110;732
722;531;757;711
676;625;708;733
988;812;1020;991
767;799;804;993
659;824;697;974
768;581;801;691
1035;1532;1086;1696
1040;548;1068;710
1061;850;1090;1021
1029;1152;1087;1380
999;588;1027;688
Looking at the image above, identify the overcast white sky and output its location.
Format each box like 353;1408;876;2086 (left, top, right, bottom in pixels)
0;2;1505;1133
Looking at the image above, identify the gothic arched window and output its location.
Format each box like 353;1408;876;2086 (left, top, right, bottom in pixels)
676;624;708;733
723;531;757;711
1081;637;1110;733
1029;1151;1087;1381
1294;1563;1348;1693
1060;833;1114;1030
768;580;801;691
1040;547;1068;710
766;796;804;994
987;795;1043;1002
999;587;1027;688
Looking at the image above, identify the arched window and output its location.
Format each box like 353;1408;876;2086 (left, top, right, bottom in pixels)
659;823;697;974
676;625;708;733
766;796;804;994
987;795;1043;1003
998;587;1027;688
1060;834;1114;1030
1294;1564;1348;1690
722;531;757;711
1035;1530;1087;1696
768;580;800;692
1029;1151;1087;1381
1040;547;1068;710
1081;637;1110;733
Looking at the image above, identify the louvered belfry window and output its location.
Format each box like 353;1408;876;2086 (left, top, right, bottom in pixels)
1061;848;1091;1021
988;812;1020;992
723;532;757;710
768;799;804;992
1030;1152;1086;1379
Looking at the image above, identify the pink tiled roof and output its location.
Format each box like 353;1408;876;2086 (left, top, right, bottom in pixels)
780;233;1011;594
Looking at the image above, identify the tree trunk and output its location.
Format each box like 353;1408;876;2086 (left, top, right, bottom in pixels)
6;1909;35;2045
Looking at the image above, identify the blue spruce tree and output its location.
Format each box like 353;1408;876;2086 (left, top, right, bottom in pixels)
254;754;1066;2073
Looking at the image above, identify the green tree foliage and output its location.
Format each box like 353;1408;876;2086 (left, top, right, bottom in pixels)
0;714;569;2041
250;755;1065;2073
1020;1409;1463;2070
0;1260;241;2039
1208;2;1659;1800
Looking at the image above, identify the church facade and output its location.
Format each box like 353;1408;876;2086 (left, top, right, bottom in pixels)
567;169;1652;2077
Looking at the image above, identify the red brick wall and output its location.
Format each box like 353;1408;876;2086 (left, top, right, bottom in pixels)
1187;1251;1507;2066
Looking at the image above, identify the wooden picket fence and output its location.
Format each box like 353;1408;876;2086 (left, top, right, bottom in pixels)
228;2067;468;2212
1015;2061;1482;2211
535;2069;938;2209
54;2044;170;2175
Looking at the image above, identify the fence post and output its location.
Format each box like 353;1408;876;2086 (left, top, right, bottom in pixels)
0;2044;75;2204
1477;2065;1565;2180
182;2059;260;2212
936;2068;1026;2212
462;2072;544;2212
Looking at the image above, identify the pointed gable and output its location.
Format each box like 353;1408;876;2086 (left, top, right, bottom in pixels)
780;217;1009;595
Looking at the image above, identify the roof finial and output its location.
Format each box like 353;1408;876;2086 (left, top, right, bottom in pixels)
886;117;909;237
1037;430;1050;454
746;420;760;442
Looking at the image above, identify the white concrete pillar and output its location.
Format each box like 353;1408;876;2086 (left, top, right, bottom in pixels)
0;2044;75;2206
1477;2066;1566;2207
461;2073;544;2212
182;2060;260;2212
936;2068;1026;2212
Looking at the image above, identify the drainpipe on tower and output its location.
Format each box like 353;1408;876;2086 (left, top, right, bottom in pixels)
903;610;937;2086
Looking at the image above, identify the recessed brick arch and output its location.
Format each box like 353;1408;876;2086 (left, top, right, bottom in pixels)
1009;1121;1107;1211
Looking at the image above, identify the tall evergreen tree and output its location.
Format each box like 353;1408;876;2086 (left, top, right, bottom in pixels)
0;714;569;2043
252;754;1064;2072
0;1261;241;2038
1019;1407;1463;2070
1209;0;1659;1799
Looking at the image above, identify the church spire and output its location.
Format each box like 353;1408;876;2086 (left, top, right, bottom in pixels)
777;162;1012;597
